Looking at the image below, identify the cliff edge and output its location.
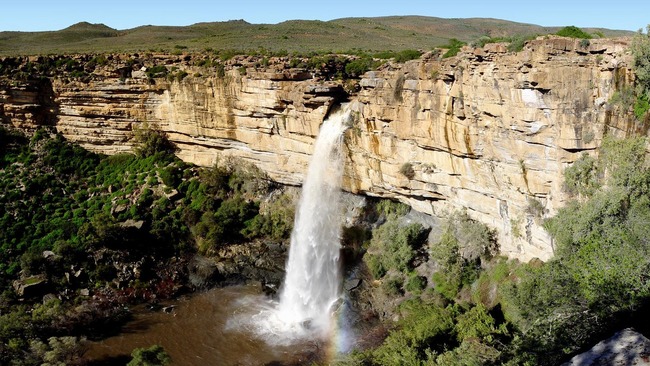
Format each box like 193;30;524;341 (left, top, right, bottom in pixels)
0;36;638;261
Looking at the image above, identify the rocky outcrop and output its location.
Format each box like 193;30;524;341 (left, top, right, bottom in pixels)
0;37;638;261
562;328;650;365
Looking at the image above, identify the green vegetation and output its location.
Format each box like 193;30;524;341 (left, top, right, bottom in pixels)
631;26;650;120
0;125;293;364
365;218;428;279
431;212;497;300
372;49;423;63
556;25;593;39
468;34;538;53
345;56;382;78
441;38;466;58
504;137;650;363
128;344;171;366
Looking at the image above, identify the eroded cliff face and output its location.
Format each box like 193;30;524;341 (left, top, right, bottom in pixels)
0;37;637;261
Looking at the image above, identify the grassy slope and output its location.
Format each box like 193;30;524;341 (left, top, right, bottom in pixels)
0;16;634;56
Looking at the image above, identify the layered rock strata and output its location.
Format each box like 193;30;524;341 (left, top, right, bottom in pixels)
0;37;637;261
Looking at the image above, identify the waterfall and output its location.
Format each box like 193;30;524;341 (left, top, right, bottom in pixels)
275;106;349;337
229;105;351;347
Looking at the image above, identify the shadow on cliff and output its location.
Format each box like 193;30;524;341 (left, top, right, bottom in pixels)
34;77;60;127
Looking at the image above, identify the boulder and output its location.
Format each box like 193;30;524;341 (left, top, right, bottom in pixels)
13;275;48;298
562;328;650;365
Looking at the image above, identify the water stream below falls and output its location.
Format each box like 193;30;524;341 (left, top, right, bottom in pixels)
84;286;325;365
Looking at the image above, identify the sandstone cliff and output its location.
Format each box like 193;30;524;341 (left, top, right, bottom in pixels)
0;37;637;261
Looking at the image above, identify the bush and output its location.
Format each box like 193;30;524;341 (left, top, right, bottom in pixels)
634;92;650;119
145;65;168;79
364;218;428;278
382;275;404;297
441;38;466;58
344;56;379;78
29;336;87;365
375;199;410;218
455;303;503;342
393;49;422;63
242;193;294;241
132;124;177;158
369;300;455;365
563;153;599;196
128;344;171;366
556;26;593;39
405;273;427;293
431;212;497;299
632;26;650;96
506;34;537;52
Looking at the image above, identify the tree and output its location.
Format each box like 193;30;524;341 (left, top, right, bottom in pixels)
127;344;171;366
132;123;177;158
631;25;650;118
555;26;593;39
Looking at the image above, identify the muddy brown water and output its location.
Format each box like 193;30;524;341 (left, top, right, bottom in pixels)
83;285;327;366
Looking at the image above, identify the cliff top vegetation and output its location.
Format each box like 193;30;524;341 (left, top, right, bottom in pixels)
0;16;633;56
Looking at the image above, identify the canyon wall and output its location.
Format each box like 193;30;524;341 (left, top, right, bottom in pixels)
0;37;637;261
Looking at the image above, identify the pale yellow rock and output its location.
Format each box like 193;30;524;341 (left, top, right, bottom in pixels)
0;37;639;262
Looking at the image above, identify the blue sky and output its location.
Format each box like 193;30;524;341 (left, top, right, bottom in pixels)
1;0;647;32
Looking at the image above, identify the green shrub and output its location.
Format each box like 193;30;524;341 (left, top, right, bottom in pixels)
634;92;650;119
344;56;379;78
375;199;410;218
132;124;177;158
366;254;386;279
507;35;537;52
242;193;294;241
632;26;650;96
382;275;404;297
455;303;503;342
369;300;455;365
563;153;599;196
556;26;593;39
393;49;422;63
364;219;428;278
145;65;168;79
29;336;87;365
441;38;466;58
159;165;182;188
471;35;510;48
430;212;497;300
405;272;427;293
128;344;171;366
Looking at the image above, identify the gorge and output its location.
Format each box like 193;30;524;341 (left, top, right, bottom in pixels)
3;29;650;365
0;36;637;262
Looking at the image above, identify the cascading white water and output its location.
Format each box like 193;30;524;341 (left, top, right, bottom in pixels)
275;106;349;337
229;106;350;346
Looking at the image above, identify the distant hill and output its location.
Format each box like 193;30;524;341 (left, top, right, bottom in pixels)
0;16;634;56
